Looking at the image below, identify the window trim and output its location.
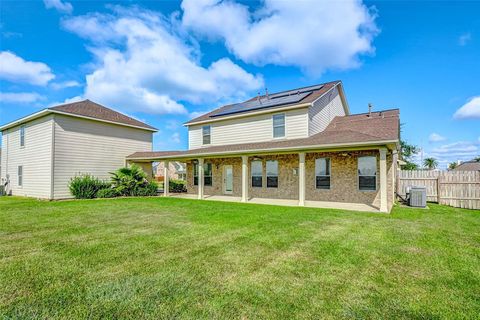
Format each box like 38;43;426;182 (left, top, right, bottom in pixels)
315;157;331;190
20;125;25;147
266;160;279;188
272;113;286;139
202;125;211;145
251;160;263;188
18;165;23;187
358;156;377;191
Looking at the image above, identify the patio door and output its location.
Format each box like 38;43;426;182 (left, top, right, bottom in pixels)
223;165;233;194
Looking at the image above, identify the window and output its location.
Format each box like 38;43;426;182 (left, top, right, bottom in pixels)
193;162;212;186
204;163;212;186
18;166;23;187
20;125;25;147
272;114;285;138
202;125;211;145
266;160;278;188
193;163;199;186
251;160;262;187
358;156;376;191
315;158;331;189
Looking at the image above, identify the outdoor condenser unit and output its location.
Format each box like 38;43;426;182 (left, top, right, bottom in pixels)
408;186;427;208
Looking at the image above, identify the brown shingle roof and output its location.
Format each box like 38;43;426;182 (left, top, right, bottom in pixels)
184;80;342;125
453;161;480;171
128;109;400;160
49;100;157;131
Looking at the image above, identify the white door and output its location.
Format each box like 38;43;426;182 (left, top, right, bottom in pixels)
224;165;233;194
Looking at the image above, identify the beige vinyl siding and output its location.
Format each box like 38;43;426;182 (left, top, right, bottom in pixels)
53;115;152;199
0;116;53;198
309;86;346;136
188;108;309;149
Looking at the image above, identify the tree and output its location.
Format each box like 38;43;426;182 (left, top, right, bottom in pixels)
423;157;438;170
474;156;480;162
448;162;458;170
400;139;419;170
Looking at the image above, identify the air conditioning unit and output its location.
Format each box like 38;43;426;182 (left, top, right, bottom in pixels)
408;186;427;208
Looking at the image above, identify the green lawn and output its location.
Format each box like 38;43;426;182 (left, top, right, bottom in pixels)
0;197;479;319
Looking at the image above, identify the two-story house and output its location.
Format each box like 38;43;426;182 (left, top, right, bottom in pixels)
0;100;156;199
128;81;400;212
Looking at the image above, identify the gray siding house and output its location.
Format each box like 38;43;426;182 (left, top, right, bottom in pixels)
0;100;156;199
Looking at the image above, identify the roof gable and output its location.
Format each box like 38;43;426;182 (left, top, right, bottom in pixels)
49;100;157;131
0;100;157;132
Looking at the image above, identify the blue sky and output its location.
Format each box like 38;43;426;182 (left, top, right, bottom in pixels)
1;0;479;168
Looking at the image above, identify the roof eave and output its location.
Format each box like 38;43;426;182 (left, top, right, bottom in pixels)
127;139;400;161
0;109;158;132
183;102;312;127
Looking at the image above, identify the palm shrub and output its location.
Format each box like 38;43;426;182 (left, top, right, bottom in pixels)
110;164;156;196
69;174;110;199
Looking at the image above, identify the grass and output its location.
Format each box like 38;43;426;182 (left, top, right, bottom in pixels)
0;196;479;319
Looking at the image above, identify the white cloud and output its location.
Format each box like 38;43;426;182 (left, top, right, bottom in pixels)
62;7;263;115
51;80;81;90
428;133;446;143
458;33;471;46
453;96;480;119
44;0;73;14
0;92;45;103
427;141;480;168
0;51;55;85
171;132;181;144
181;0;378;75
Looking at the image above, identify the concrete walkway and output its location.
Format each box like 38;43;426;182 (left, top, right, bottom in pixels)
167;193;380;213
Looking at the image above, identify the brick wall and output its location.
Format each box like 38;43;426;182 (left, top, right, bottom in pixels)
185;149;394;210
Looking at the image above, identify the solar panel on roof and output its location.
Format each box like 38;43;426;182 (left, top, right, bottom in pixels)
268;84;324;99
211;91;312;117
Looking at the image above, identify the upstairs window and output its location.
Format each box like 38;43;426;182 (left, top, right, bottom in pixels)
18;166;23;187
266;160;278;188
315;158;331;189
193;162;212;186
20;125;25;147
251;160;262;187
358;156;376;191
202;125;211;145
272;114;285;138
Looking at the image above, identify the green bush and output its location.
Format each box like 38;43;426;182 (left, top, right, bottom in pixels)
134;181;159;196
169;179;186;193
96;188;118;198
69;174;109;199
110;164;155;196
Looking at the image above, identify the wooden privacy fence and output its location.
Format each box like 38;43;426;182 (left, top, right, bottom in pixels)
397;170;480;210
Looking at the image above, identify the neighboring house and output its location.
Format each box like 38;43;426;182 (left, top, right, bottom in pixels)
127;81;400;212
154;161;186;181
453;160;480;171
0;100;156;199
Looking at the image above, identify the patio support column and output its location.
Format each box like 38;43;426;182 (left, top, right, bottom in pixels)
163;161;169;197
298;152;306;206
198;158;204;200
379;148;388;212
241;155;248;202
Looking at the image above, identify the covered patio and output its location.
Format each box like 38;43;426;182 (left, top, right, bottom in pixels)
127;141;398;213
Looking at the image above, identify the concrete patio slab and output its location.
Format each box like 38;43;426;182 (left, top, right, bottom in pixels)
167;193;380;213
